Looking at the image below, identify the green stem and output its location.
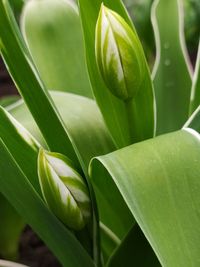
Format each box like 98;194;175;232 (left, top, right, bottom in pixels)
100;222;120;246
125;99;141;144
75;182;102;267
90;188;102;267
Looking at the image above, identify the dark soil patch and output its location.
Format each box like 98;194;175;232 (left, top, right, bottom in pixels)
0;58;17;97
19;226;61;267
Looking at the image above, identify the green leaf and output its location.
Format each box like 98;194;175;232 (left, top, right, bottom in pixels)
21;0;93;98
0;103;94;261
91;128;200;266
0;0;78;164
107;224;160;267
0;140;95;267
184;42;200;132
152;0;192;134
99;222;120;262
9;0;24;15
78;0;155;147
8;91;117;263
89;158;133;242
8;92;133;260
0;95;20;107
9;92;115;173
0;194;24;260
0;105;40;260
189;41;200;114
0;105;41;193
123;0;155;62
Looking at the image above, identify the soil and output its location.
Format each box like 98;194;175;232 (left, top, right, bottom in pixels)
0;58;61;267
0;58;17;97
19;226;61;267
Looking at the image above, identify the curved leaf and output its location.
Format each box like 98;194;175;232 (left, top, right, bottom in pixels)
152;0;192;134
9;92;115;173
91;128;200;266
21;0;92;98
0;105;41;193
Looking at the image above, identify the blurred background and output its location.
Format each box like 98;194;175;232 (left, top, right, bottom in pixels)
0;0;200;99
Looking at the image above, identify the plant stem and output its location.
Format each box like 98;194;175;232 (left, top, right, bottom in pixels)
125;98;141;144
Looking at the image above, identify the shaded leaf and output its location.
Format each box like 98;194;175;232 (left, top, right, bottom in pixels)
21;0;92;98
107;224;160;267
152;0;192;134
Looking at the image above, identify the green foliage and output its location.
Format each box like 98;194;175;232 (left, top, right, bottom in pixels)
0;0;200;266
152;0;192;134
21;0;92;98
123;0;155;62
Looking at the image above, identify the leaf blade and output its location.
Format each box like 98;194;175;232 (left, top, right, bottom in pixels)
91;129;200;266
21;0;93;98
152;0;192;134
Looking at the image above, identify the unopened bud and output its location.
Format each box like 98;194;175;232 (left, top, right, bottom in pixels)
95;4;145;100
38;149;91;230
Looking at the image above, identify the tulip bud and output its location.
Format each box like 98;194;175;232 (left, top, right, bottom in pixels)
95;4;145;100
38;149;91;230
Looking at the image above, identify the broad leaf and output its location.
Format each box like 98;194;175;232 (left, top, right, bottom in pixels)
9;92;115;173
152;0;192;134
91;128;200;266
21;0;93;98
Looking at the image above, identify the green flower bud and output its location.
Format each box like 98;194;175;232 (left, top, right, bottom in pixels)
38;149;91;230
95;4;145;100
